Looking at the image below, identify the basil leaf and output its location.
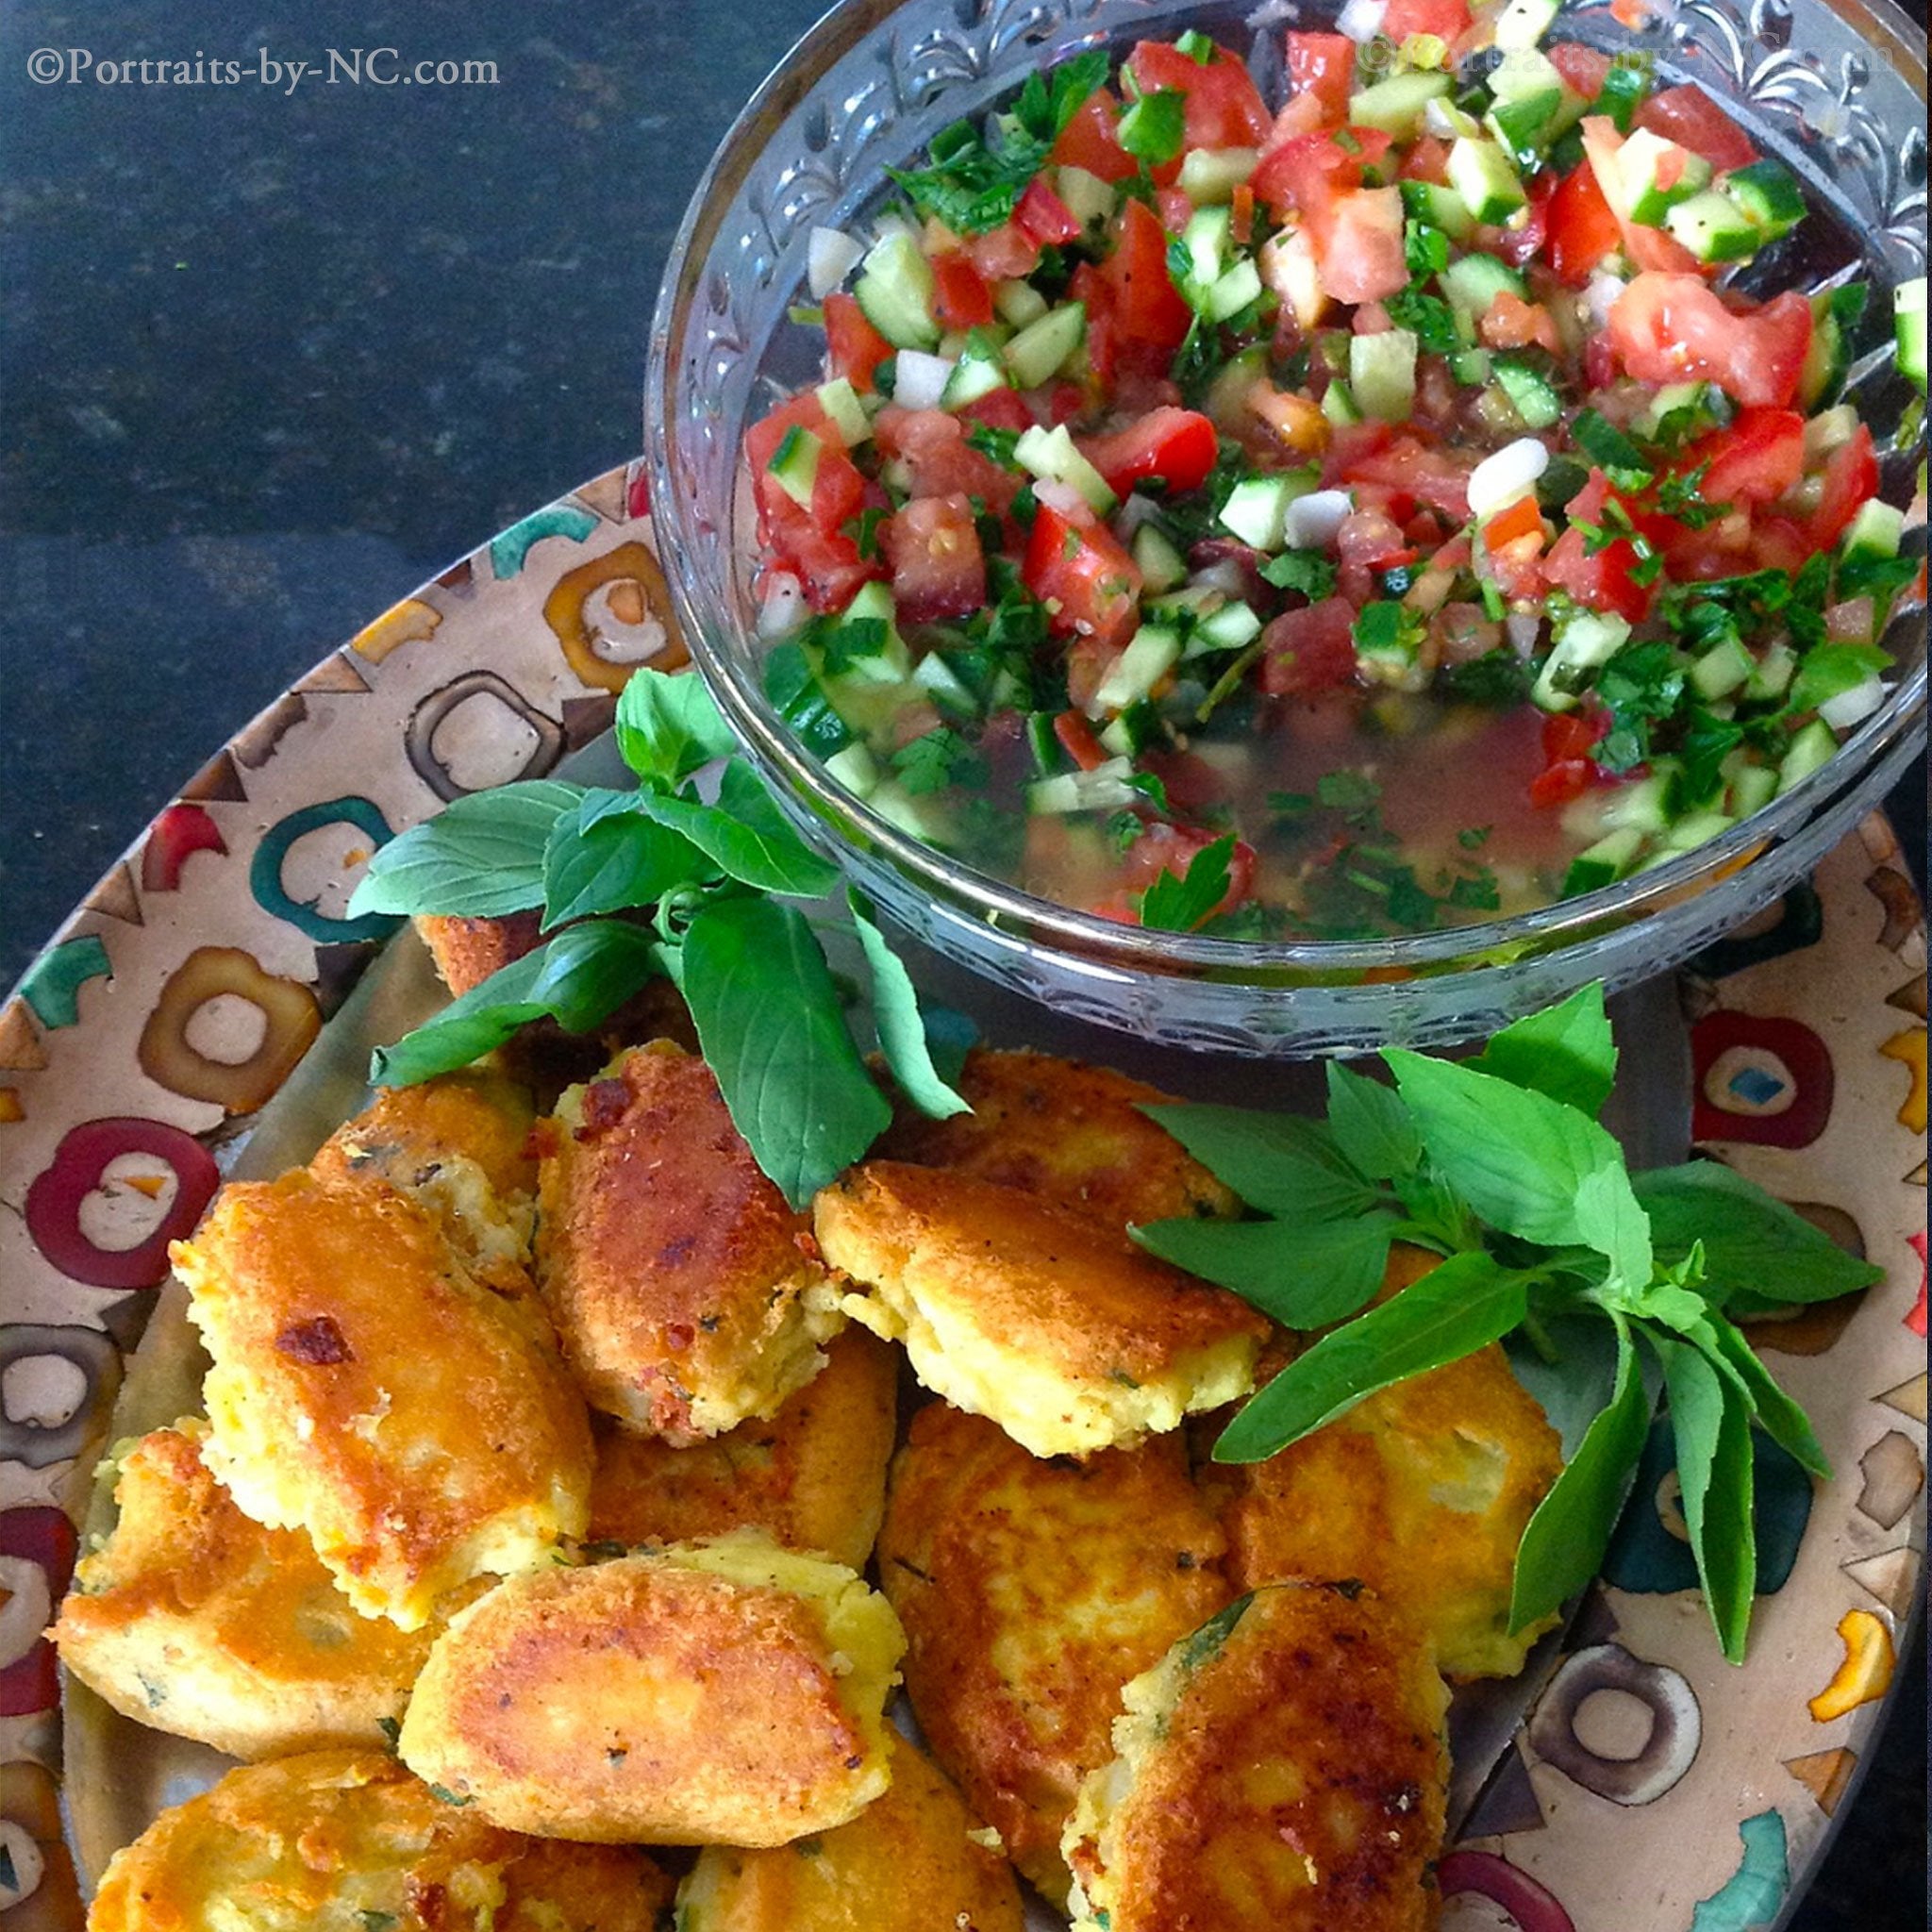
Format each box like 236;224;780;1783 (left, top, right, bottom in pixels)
1509;1315;1650;1632
639;760;842;898
1324;1062;1422;1182
1467;980;1617;1117
848;890;971;1122
1386;1052;1650;1285
1699;1312;1830;1479
1139;1103;1378;1221
1634;1160;1882;1309
1134;1211;1398;1329
1653;1330;1757;1662
1214;1249;1529;1461
541;791;717;927
615;667;737;788
1504;1311;1626;1460
1790;641;1889;715
347;780;584;918
1139;834;1237;934
368;920;664;1087
680;895;891;1209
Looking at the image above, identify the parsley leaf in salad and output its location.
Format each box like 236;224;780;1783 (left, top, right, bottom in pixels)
1134;983;1878;1661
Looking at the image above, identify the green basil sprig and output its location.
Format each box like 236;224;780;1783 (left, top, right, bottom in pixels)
1133;983;1879;1662
346;669;966;1207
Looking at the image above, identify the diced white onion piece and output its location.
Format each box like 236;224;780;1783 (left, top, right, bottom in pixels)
891;350;956;411
1284;488;1353;549
758;572;808;639
1468;436;1551;521
1032;478;1090;519
1194;559;1252;597
1819;675;1886;730
808;226;864;299
871;208;919;247
1507;611;1542;657
1337;0;1389;42
1584;271;1625;329
1113;492;1162;537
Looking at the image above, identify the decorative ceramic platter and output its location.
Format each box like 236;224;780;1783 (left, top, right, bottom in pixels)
2;468;1923;1930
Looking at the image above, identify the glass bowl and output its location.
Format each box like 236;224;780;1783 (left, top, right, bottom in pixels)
645;0;1926;1057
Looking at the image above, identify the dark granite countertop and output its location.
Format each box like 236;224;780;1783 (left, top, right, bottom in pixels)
0;2;1923;1922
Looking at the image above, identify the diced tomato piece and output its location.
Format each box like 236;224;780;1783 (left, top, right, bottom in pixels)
963;219;1041;282
1484;493;1545;550
1284;31;1356;126
1579;119;1702;276
1489;167;1556;271
754;441;866;548
1046;380;1088;426
1545;160;1624;287
1078;408;1219;498
874;405;1019;511
1802;424;1879;552
1542;709;1606;764
1016;176;1084;246
1127;40;1273;150
1050;87;1139;183
1548;44;1613;97
881;494;986;625
1230;183;1256;246
1529;758;1596;808
1156;184;1195;232
930;253;994;331
1480;291;1561;352
1086;199;1193;384
1747;515;1814;575
759;494;882;613
1321;186;1408;303
1053;709;1109;770
1683;407;1806;505
1608;273;1812;408
745;391;840;473
1399;134;1454;185
1541;526;1653;623
823;292;893;395
1332;434;1473;521
958;388;1034;434
1023;500;1142;651
1383;0;1474;43
1109;823;1257;927
1258;596;1360;696
1634;86;1757;173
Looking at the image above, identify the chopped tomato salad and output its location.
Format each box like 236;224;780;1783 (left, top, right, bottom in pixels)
747;15;1920;940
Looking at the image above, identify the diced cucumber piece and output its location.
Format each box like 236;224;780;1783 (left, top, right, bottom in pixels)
824;741;881;797
1600;768;1675;835
1842;498;1905;560
1803;403;1859;462
1632;380;1709;440
1148;585;1221;620
766;422;823;508
867;777;951;841
1664;189;1760;264
912;650;977;716
1777;718;1839;792
1181;206;1234;292
1727;761;1777;819
1351;329;1420;425
1723;158;1806;241
1451;347;1493;386
994;278;1049;328
1203;343;1271;430
1013;422;1115;515
1439;253;1527;318
1027;757;1141;814
1024;709;1063;776
1744;638;1798;702
1220;472;1310;550
1100;700;1163;758
1659;807;1735;855
1132;523;1189;592
1690;635;1756;700
855;229;939;350
1399;176;1477;242
1561;825;1644;897
1897;275;1928;394
939;356;1008;409
1321;378;1362;426
1056;164;1119;229
1004;302;1087;389
1799;284;1866;410
1492;356;1561;430
1492;0;1561;52
1194;599;1263;651
829;581;913;683
1447;137;1527;225
1532;611;1633;709
1423;96;1486;142
1094;625;1183;710
815;377;872;446
1593;58;1651;131
1203;258;1264;324
1612;128;1712;225
1176;146;1259;205
1348;71;1453;139
1487;88;1567;169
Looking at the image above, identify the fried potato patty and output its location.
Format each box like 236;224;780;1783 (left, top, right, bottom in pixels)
53;1420;433;1759
878;1403;1232;1905
416;910;545;998
175;1170;592;1629
1063;1583;1449;1932
874;1048;1240;1230
676;1731;1025;1932
534;1044;841;1441
85;1747;673;1932
308;1071;539;1299
1223;1341;1563;1679
589;1325;896;1571
816;1162;1266;1457
398;1531;905;1844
